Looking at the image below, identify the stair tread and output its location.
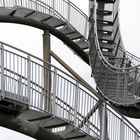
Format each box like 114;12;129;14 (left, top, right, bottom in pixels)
63;128;87;139
67;32;83;40
0;7;17;15
44;17;66;27
19;109;51;120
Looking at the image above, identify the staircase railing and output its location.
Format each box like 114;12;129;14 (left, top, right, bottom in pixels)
0;0;89;39
90;0;140;104
0;41;140;139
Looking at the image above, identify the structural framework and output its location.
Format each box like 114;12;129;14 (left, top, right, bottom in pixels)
0;0;140;140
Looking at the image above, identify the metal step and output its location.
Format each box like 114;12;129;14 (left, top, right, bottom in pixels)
99;41;114;50
0;7;17;15
13;8;36;18
26;11;52;22
19;109;51;120
44;17;66;28
57;126;98;140
97;22;113;33
98;31;113;42
0;91;28;115
63;128;87;139
75;38;89;50
66;32;83;40
97;9;112;16
102;50;114;57
30;116;69;129
59;26;75;35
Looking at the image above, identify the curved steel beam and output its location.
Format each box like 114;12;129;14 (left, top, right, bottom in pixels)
0;14;89;64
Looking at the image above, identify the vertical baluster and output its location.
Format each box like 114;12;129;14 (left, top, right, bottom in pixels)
100;102;107;140
52;69;57;115
1;44;5;98
15;0;17;6
40;66;44;110
20;0;22;7
18;77;22;102
35;0;37;10
67;0;70;26
84;19;88;38
74;82;79;127
86;122;90;134
120;117;125;140
134;68;137;98
53;0;55;16
3;0;5;7
27;55;31;105
135;131;139;140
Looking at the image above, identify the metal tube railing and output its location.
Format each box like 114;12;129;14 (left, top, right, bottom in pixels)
0;41;140;139
0;0;89;39
0;44;5;98
89;0;140;105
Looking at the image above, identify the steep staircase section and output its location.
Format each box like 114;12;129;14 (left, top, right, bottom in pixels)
89;0;140;117
1;0;140;118
0;0;89;64
1;40;140;139
0;42;99;140
0;0;140;138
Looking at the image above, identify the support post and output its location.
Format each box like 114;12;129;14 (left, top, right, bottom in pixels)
52;69;57;116
43;30;51;112
74;82;79;127
27;55;31;104
53;0;55;16
15;0;17;6
67;0;70;26
99;102;108;140
120;117;125;140
1;44;5;98
3;0;5;7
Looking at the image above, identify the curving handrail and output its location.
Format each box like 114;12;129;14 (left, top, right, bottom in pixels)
92;0;140;72
0;0;140;138
89;0;140;105
0;41;140;139
0;0;89;39
0;41;100;138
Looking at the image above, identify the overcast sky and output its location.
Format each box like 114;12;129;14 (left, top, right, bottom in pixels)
0;0;140;139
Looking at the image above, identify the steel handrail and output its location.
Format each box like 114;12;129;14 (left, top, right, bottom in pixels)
0;42;100;137
93;1;140;73
1;0;89;39
1;41;140;139
90;0;140;106
0;41;99;100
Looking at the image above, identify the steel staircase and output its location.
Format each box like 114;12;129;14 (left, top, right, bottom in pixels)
89;0;140;117
1;41;140;140
0;0;140;139
0;0;89;64
0;42;99;140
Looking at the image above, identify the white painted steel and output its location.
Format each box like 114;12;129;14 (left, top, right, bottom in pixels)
0;0;89;39
89;0;140;105
0;0;139;139
0;41;140;140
